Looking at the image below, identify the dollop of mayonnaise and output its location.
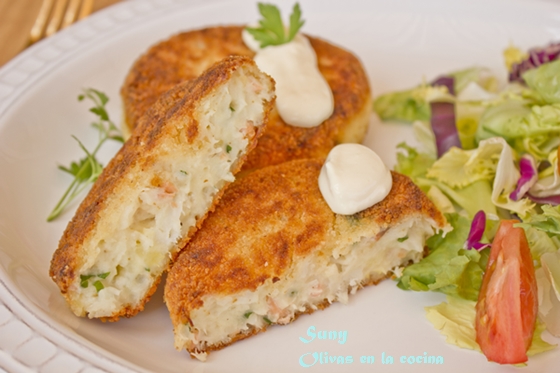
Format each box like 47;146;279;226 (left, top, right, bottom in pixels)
318;144;393;215
242;30;334;128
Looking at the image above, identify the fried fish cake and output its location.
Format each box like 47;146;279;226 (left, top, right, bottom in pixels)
50;56;275;320
164;158;447;360
121;25;371;170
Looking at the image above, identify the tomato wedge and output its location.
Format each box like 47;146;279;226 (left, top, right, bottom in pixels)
475;220;537;364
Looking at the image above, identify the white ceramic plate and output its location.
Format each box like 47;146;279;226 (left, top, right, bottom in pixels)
1;0;560;372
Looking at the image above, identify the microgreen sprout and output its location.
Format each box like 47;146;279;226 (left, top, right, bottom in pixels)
47;88;124;221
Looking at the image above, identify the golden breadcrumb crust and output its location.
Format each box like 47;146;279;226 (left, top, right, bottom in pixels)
121;25;372;170
164;158;446;346
50;56;274;321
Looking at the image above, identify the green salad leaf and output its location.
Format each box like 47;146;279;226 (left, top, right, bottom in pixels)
474;61;560;159
516;204;560;263
455;102;486;150
427;137;534;217
397;213;489;301
518;204;560;235
528;318;558;356
416;178;496;218
373;67;497;125
477;101;560;152
523;59;560;105
412;120;437;156
427;137;508;188
425;296;479;351
395;142;497;218
449;67;498;94
476;100;532;141
394;142;435;182
426;296;556;356
537;253;560;337
524;226;560;264
373;84;449;123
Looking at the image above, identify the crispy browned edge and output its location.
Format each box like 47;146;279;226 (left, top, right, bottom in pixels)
49;55;275;321
120;25;372;170
164;158;446;355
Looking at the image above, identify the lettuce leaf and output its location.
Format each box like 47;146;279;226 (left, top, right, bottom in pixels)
427;137;534;217
425;296;479;351
373;67;499;125
427;185;456;214
523;226;560;263
397;213;489;301
456;102;486;150
394;143;435;182
427;146;496;188
529;317;559;356
523;59;560;105
426;296;557;356
477;100;560;160
514;204;560;262
395;143;497;217
530;149;560;197
417;178;496;218
412;120;437;157
448;67;499;94
373;84;450;122
536;256;560;337
477;100;532;141
542;251;560;300
518;204;560;235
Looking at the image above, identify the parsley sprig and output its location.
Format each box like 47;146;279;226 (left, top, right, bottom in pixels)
47;89;124;222
246;3;304;48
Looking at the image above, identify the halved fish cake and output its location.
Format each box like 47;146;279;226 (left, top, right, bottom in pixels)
121;25;372;170
50;56;275;321
164;158;447;360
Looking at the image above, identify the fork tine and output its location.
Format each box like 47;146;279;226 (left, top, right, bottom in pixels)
29;0;55;44
45;0;70;37
78;0;94;20
62;0;81;29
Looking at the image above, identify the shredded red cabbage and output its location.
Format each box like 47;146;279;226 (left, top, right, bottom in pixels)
431;75;455;95
509;154;538;201
464;210;491;251
430;101;461;157
527;193;560;206
509;42;560;83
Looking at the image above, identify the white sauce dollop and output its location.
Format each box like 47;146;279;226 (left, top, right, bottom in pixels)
318;144;393;215
242;30;334;128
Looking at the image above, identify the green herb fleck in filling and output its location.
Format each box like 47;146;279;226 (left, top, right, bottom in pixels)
93;280;104;292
